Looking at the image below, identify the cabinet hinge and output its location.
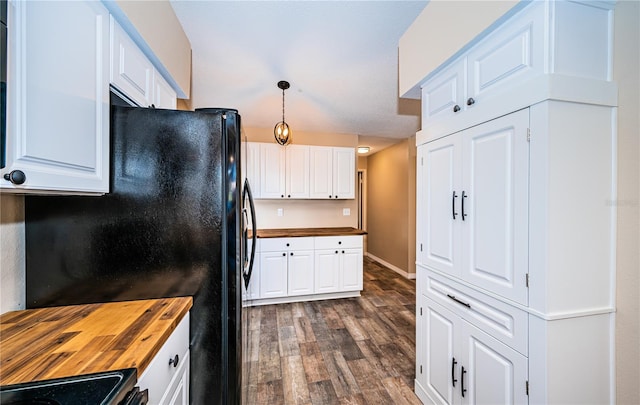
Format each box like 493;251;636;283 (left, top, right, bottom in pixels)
526;273;530;288
526;380;529;396
420;243;423;252
421;157;424;165
420;365;423;374
527;128;531;142
420;307;423;316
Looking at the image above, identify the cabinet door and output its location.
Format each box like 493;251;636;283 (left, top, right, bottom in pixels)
244;142;261;198
421;60;466;122
3;0;109;193
459;321;528;405
422;135;462;278
460;109;529;305
288;249;314;296
286;145;310;198
153;71;177;110
420;299;458;405
259;252;288;298
260;144;286;199
137;314;190;405
162;350;190;405
314;249;341;294
110;16;153;107
340;248;363;291
309;146;333;199
333;147;355;199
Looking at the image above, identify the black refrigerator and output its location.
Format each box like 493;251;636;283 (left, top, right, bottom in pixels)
24;98;257;404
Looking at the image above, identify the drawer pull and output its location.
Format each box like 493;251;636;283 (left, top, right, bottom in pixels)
169;354;179;368
447;294;471;309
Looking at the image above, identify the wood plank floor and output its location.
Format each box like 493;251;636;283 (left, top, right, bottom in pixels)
243;257;421;405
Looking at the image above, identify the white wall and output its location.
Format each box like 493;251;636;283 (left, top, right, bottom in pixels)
0;195;25;314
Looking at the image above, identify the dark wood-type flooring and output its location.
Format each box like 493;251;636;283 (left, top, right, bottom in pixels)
243;257;421;404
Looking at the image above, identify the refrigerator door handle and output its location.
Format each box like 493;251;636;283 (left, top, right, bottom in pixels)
242;178;257;289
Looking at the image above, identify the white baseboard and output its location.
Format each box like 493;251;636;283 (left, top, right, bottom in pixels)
365;252;416;280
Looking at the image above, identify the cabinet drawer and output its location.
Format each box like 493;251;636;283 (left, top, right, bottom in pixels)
137;313;190;405
421;268;528;356
314;235;362;250
259;237;314;252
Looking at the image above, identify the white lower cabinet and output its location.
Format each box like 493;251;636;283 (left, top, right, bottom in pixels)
245;235;363;305
417;297;527;405
288;249;314;296
137;313;190;405
314;249;341;294
259;251;288;298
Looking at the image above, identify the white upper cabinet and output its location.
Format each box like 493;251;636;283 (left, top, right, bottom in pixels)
259;143;286;199
2;0;110;194
244;142;261;198
260;143;309;199
110;17;176;109
309;146;355;199
421;59;466;123
110;16;153;108
153;70;177;110
285;145;310;199
309;146;333;199
332;147;355;199
417;1;616;143
254;143;354;200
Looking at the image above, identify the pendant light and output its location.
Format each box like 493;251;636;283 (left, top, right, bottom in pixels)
274;81;292;146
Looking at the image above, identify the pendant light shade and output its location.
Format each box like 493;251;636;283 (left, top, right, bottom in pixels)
274;81;292;145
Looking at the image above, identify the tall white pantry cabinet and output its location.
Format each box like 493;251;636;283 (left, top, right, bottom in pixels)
413;1;617;404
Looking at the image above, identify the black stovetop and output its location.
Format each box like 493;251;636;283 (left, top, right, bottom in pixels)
0;368;137;405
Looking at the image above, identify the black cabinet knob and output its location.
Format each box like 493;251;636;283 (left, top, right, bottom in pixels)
282;253;286;256
342;250;345;254
3;170;26;185
290;252;293;256
169;354;179;368
288;195;291;198
335;250;338;254
338;241;342;245
467;98;475;106
281;194;284;198
453;105;461;113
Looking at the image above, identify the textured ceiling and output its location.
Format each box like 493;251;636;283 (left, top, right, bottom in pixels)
170;0;427;148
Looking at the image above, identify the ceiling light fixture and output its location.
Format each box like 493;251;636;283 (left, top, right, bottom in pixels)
274;81;292;146
357;146;370;154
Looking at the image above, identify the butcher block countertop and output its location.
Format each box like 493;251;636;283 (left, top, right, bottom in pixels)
0;297;192;386
256;227;367;238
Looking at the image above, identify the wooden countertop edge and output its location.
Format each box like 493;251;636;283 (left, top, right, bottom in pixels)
0;297;193;386
255;227;367;238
